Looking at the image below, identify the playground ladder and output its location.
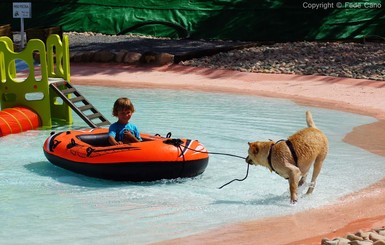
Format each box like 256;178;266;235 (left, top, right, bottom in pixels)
49;81;111;128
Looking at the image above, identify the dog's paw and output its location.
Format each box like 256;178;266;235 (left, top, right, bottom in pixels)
306;182;316;195
290;199;298;205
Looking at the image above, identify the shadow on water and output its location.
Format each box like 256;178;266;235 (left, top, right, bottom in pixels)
213;194;290;207
24;161;188;188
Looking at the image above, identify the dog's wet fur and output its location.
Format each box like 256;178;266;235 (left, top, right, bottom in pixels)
246;111;328;203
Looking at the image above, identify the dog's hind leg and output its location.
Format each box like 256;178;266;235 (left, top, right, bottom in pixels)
306;154;326;195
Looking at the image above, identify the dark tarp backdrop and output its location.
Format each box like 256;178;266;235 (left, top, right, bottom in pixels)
1;0;384;41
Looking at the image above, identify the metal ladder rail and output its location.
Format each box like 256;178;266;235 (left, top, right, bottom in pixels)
49;81;111;128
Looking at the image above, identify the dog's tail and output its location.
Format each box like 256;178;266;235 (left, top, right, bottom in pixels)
306;111;317;128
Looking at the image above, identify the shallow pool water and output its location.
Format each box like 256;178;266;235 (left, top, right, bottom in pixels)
1;86;384;244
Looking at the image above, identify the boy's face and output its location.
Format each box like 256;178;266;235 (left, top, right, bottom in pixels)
117;109;132;123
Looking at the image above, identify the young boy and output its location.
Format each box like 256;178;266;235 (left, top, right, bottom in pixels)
108;97;142;145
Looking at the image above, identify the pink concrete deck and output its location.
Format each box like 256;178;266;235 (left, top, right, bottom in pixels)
71;63;385;245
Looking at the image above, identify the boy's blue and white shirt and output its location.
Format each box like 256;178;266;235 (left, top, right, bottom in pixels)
108;122;142;141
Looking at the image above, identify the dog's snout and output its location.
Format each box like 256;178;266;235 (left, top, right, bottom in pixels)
246;156;253;165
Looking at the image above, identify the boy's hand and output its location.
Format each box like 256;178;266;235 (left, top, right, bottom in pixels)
108;135;122;145
123;130;140;143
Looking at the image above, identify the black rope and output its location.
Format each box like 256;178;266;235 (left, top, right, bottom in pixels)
162;135;250;189
174;141;246;161
188;147;249;189
172;141;249;189
189;148;249;189
218;163;249;189
206;152;246;160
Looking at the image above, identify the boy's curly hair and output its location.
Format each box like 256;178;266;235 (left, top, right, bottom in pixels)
112;97;135;116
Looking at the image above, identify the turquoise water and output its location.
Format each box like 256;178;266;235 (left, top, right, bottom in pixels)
1;86;384;244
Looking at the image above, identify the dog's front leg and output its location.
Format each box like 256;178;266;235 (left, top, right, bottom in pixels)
298;173;307;187
288;167;301;203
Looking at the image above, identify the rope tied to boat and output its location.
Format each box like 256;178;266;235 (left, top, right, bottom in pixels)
161;134;249;189
163;138;186;163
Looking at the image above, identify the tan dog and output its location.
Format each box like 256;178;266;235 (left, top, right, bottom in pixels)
246;111;328;203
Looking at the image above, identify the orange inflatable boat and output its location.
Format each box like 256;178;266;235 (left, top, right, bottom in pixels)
43;128;209;181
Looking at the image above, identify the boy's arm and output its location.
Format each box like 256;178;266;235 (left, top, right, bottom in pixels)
108;135;121;145
123;131;140;142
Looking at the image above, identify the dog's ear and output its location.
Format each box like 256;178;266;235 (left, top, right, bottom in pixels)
248;142;259;154
248;142;251;146
253;147;259;154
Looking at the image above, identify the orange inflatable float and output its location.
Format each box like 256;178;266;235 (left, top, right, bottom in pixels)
0;107;41;137
43;128;209;181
